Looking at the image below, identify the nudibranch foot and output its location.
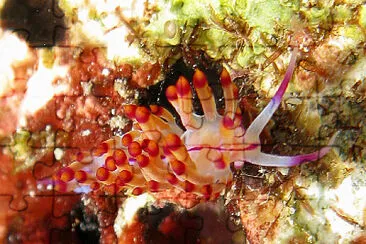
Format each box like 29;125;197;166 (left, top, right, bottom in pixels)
52;48;337;201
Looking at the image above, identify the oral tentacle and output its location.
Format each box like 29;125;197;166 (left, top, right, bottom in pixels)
244;48;298;144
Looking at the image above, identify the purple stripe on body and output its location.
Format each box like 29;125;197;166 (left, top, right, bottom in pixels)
187;143;258;152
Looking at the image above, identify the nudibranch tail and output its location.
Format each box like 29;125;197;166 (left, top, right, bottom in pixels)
51;48;337;201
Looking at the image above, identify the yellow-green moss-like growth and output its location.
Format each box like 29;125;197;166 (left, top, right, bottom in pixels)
359;4;366;29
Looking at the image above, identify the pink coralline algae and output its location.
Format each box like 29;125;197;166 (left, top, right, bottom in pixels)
53;48;337;200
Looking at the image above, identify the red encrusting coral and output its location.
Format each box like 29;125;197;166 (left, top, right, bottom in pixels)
0;46;137;242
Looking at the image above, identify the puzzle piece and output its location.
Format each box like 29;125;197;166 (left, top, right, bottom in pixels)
0;148;78;242
5;195;58;243
0;0;67;47
0;92;27;138
116;201;245;243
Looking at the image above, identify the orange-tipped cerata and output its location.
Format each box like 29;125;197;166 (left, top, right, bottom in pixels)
170;159;186;175
114;149;127;165
96;167;110;181
184;181;195;192
201;184;212;197
165;85;178;101
135;106;150;123
119;170;133;183
144;140;159;157
165;133;181;151
60;167;75;182
176;76;191;96
136;155;150;168
128;141;142;157
167;173;178;185
123;104;137;119
222;115;235;129
90;182;100;191
149;105;162;115
193;69;207;88
148;180;159;192
75;170;87;183
104;184;117;195
132;187;143;196
93;142;109;157
220;68;231;87
105;156;117;171
122;134;133;147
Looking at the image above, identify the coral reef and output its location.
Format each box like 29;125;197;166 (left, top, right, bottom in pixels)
0;0;365;243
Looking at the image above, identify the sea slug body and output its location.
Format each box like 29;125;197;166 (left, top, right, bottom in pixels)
53;48;337;200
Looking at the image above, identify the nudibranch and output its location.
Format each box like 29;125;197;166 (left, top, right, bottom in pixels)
53;48;337;200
